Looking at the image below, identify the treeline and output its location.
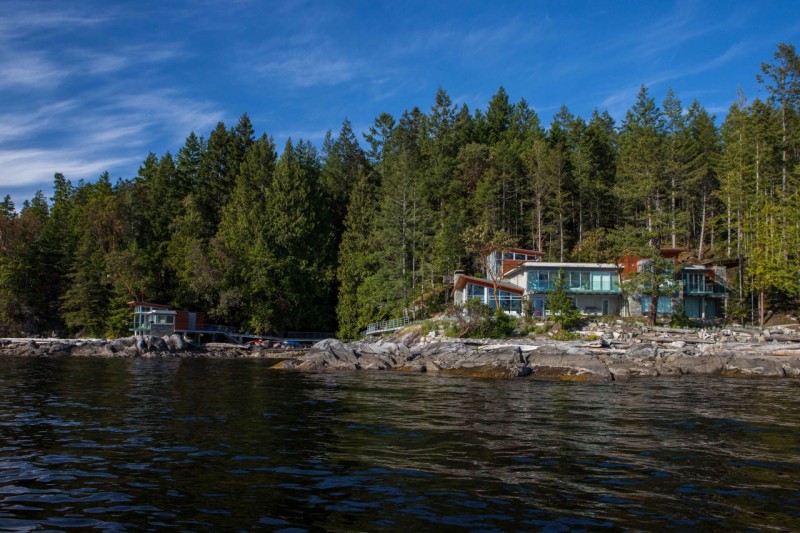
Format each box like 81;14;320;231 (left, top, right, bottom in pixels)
1;43;798;338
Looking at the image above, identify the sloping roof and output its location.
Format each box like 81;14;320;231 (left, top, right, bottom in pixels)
453;275;525;295
127;301;172;310
504;247;545;256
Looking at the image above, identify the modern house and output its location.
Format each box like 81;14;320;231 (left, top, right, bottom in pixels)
453;247;624;317
621;251;730;320
453;246;730;320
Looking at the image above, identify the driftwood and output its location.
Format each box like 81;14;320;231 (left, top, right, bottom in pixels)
730;326;763;335
766;334;800;343
651;326;695;335
772;349;800;356
638;335;716;344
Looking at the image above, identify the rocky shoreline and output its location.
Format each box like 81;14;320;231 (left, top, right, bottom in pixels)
0;335;300;360
275;335;800;381
4;324;800;381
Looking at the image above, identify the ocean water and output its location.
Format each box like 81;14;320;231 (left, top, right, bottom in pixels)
0;356;798;531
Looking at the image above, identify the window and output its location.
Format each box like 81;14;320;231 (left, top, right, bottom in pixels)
641;297;672;314
467;283;486;302
528;271;552;292
591;272;612;291
487;289;522;313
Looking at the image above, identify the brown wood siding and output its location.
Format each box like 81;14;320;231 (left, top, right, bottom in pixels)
175;311;189;330
502;259;526;275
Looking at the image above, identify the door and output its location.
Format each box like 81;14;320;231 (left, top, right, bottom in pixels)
533;297;546;317
601;299;609;315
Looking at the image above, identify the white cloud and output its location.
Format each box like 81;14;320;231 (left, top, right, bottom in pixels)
256;53;362;87
0;52;67;88
0;148;137;187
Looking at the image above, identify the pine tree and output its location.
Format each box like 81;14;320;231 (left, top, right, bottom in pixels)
336;171;378;338
616;85;667;245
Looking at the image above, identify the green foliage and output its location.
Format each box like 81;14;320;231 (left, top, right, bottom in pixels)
625;252;677;325
419;320;435;336
547;271;582;330
669;303;694;329
443;321;460;338
452;300;519;338
3;44;800;337
725;295;748;326
552;329;579;341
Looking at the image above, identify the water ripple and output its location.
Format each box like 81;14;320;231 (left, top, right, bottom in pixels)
0;357;798;530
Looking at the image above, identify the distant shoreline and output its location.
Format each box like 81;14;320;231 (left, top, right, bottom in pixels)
3;332;800;381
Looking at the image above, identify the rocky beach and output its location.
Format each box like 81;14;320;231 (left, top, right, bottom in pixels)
4;323;800;381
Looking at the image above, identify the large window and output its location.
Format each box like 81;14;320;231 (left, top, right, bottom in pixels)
528;271;552;292
641;296;672;314
466;283;522;313
467;283;486;301
682;272;707;294
529;269;619;293
591;272;612;291
488;289;522;313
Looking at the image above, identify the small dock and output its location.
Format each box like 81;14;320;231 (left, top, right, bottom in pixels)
179;325;335;347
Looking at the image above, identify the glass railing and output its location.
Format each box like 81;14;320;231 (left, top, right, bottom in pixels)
528;280;621;293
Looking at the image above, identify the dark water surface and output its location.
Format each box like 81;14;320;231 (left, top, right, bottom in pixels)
0;357;799;531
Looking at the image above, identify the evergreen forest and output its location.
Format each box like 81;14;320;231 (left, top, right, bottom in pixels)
2;44;799;338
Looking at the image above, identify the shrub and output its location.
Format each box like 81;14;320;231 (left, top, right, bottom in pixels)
547;271;583;330
443;321;460;338
419;320;434;336
452;300;519;338
492;309;517;338
552;329;579;341
669;303;694;328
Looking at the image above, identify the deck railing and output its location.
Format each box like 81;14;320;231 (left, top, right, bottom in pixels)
363;317;411;335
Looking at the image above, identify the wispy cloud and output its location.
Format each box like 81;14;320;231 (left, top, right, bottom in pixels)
0;2;222;189
0;4;107;43
255;50;365;87
0;148;138;187
0;52;66;88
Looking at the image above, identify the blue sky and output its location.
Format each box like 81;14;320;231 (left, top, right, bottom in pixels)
2;0;799;205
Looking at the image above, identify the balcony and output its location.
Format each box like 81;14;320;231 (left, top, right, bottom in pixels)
528;280;621;294
683;282;729;297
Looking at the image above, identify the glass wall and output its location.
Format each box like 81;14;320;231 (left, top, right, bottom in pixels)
465;283;522;313
528;269;620;293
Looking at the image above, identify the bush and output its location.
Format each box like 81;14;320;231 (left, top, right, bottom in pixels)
419;320;435;336
547;271;583;330
452;300;519;338
492;309;517;337
552;329;579;341
443;321;460;338
669;303;694;328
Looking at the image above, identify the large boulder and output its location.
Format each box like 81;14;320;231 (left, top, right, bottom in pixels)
722;353;799;377
527;346;612;381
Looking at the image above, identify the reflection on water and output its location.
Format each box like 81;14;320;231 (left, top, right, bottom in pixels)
0;357;799;530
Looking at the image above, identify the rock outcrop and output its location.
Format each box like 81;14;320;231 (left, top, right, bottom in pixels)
0;336;297;359
274;336;800;381
5;328;800;381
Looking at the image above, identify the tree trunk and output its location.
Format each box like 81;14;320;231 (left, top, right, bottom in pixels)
698;191;706;260
649;291;658;326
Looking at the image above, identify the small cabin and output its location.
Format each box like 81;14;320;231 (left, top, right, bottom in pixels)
130;302;176;336
129;301;205;336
